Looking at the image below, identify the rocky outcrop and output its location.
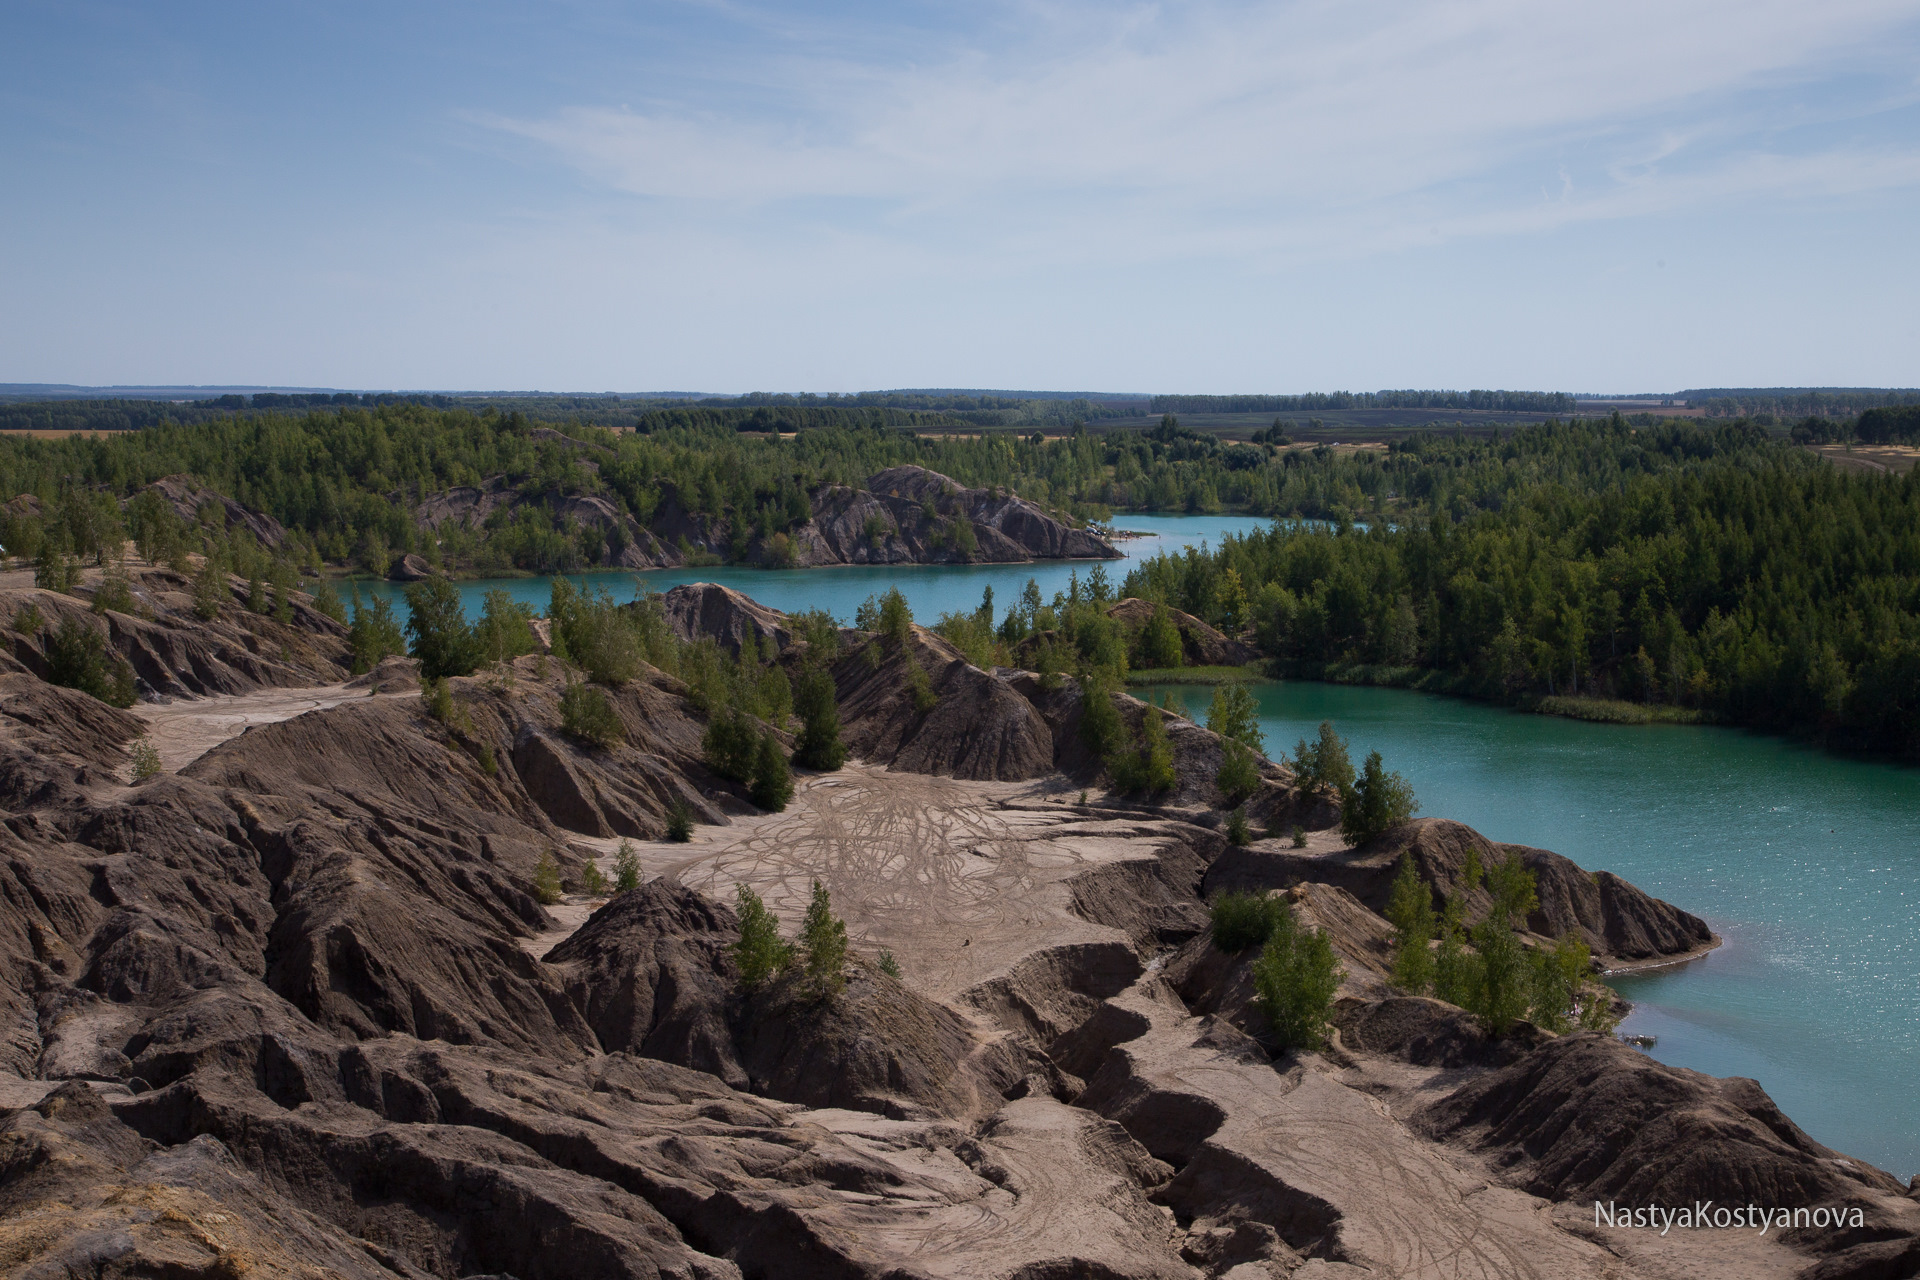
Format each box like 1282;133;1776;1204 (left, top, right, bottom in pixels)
139;474;288;549
831;628;1056;781
660;582;793;657
1107;597;1260;666
1204;817;1715;967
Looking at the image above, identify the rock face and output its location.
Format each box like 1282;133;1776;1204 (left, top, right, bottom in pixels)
1205;817;1715;966
140;474;288;549
659;582;793;657
411;464;1115;571
1107;596;1260;666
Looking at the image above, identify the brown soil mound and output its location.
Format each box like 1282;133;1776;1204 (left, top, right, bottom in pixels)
1107;596;1260;666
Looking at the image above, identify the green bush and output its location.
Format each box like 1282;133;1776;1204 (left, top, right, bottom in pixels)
405;577;481;679
1109;705;1176;793
348;595;405;673
1290;825;1306;848
1217;739;1261;803
580;860;610;896
1252;904;1343;1051
560;680;625;749
1136;602;1184;669
614;838;642;890
749;730;794;811
792;666;847;770
801;879;849;998
877;949;902;978
1290;720;1353;794
312;580;348;624
905;655;939;713
129;738;162;782
91;563;137;616
548;579;642;684
532;851;563;905
1205;682;1265;753
1078;675;1125;759
1210;889;1287;952
1339;750;1418;844
45;618;136;708
1225;806;1251;846
11;602;43;634
702;705;759;781
733;884;793;991
1385;853;1436;992
475;588;537;665
665;800;693;843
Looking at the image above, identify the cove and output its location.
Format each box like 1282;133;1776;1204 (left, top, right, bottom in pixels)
1139;677;1920;1181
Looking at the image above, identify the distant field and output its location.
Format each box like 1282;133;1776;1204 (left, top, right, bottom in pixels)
1806;443;1919;475
0;428;120;439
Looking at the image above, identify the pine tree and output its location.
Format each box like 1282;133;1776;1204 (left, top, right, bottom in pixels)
749;730;794;811
613;839;641;892
1385;853;1435;992
800;879;848;998
792;666;847;770
733;885;792;992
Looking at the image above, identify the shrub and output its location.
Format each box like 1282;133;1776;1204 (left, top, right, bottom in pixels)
1290;720;1353;795
1291;825;1306;848
348;595;405;673
1210;889;1287;952
580;860;610;896
792;666;847;770
800;879;848;998
1218;740;1261;803
1205;683;1265;753
406;577;481;679
905;655;938;713
1339;750;1418;844
475;588;537;665
129;738;162;782
549;579;642;685
560;680;625;749
749;730;794;812
192;556;227;621
1078;676;1125;759
422;676;457;724
312;580;348;624
613;838;641;890
532;851;563;905
1225;806;1251;846
665;800;693;843
792;608;842;659
10;602;43;634
1385;853;1436;992
246;572;267;614
1109;706;1176;793
477;744;498;775
91;563;137;616
877;949;902;978
35;548;79;593
46;618;136;707
1136;603;1184;669
702;706;759;780
733;884;793;991
1252;905;1343;1051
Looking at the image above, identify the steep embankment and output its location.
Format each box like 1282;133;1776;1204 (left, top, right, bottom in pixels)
411;462;1117;570
0;572;1913;1280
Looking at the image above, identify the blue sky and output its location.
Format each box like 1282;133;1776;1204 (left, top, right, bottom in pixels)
4;0;1918;393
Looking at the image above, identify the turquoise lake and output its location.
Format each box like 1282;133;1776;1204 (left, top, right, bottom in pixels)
354;513;1920;1179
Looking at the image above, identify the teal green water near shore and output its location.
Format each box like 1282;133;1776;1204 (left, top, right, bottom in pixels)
354;514;1919;1180
1140;678;1920;1181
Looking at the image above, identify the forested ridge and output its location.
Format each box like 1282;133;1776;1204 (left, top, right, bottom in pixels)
1122;419;1920;757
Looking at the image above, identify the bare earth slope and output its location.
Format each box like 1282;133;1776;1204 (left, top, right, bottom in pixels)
0;573;1913;1279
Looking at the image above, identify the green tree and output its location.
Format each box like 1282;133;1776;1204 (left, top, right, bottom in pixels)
1111;705;1176;793
405;577;481;679
560;680;625;749
1217;739;1261;803
1214;567;1249;633
664;800;693;844
733;885;793;991
1432;850;1482;1006
475;588;537;664
45;618;136;708
1210;890;1288;951
312;580;348;624
1225;806;1251;846
800;879;849;998
703;706;760;781
1251;900;1343;1050
1078;674;1125;760
348;595;405;673
750;729;794;811
1464;852;1539;1035
613;838;642;890
792;666;847;770
1385;854;1436;992
1339;750;1418;844
1136;603;1184;669
532;851;563;905
1206;683;1265;753
1291;721;1353;795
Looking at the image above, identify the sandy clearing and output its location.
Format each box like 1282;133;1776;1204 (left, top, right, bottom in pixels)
135;684;398;772
564;762;1184;1000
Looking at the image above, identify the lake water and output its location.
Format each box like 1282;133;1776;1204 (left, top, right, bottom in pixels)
353;512;1920;1180
1140;678;1920;1181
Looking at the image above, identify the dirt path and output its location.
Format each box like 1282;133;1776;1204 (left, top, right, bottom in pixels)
569;763;1179;1000
135;684;397;772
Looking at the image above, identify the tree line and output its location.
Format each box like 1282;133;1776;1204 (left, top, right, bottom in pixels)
1149;390;1578;415
1122;417;1920;758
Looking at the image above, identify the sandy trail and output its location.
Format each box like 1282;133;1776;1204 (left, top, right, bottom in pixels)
135;684;395;772
564;763;1175;998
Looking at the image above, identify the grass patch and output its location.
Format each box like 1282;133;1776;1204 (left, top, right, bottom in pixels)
1534;696;1712;726
1125;664;1267;686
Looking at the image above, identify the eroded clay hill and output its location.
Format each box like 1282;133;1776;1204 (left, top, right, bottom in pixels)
0;572;1915;1280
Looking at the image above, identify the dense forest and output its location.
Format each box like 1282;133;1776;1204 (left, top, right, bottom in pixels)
1686;387;1920;420
1121;419;1920;757
0;405;1437;575
1150;390;1577;415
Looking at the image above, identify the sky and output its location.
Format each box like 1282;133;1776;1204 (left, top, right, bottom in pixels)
3;0;1918;394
